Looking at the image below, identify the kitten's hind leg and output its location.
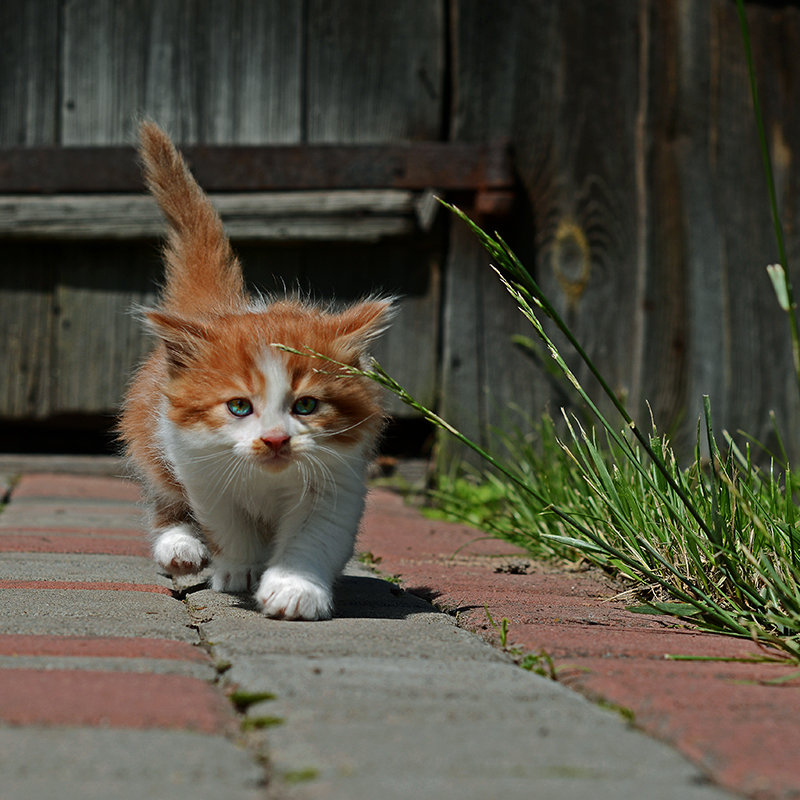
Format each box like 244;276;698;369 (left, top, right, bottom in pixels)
195;502;267;594
210;562;261;593
149;497;210;576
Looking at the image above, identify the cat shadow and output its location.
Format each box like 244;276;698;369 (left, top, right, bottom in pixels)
225;574;436;620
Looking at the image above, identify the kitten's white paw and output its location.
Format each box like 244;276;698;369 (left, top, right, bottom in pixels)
153;525;209;576
255;568;332;621
211;563;260;593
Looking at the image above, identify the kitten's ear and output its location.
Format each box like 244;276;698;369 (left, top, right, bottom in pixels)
334;297;395;350
144;309;211;371
332;297;395;367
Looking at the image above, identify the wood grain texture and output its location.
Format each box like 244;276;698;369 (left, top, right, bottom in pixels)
519;1;643;426
305;0;444;142
61;0;302;144
446;0;800;461
703;1;800;453
51;244;159;414
0;0;59;145
0;246;56;417
302;0;445;415
5;0;800;459
444;0;644;455
440;0;533;457
643;0;800;455
0;1;445;420
0;191;419;241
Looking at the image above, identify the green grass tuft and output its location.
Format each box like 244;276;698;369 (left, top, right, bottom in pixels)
229;689;276;713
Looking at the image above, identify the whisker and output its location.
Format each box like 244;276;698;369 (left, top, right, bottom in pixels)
313;413;379;441
312;443;365;481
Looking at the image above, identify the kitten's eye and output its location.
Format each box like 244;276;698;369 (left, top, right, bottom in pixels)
292;396;318;416
226;398;253;417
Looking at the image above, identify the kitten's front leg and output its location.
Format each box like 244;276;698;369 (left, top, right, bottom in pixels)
152;523;210;575
256;565;335;620
148;497;209;576
255;488;365;621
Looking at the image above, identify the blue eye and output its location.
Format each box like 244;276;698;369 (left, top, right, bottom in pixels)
292;396;318;416
226;398;253;417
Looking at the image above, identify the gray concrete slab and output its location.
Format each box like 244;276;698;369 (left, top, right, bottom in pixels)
0;727;265;800
0;588;197;641
0;553;170;587
0;504;144;529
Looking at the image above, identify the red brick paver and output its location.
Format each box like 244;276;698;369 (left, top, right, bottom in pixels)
0;534;150;556
360;488;800;800
8;471;800;796
0;634;208;660
0;670;235;732
11;473;141;502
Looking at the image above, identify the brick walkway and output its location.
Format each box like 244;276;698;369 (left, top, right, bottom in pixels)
0;472;262;798
2;469;792;798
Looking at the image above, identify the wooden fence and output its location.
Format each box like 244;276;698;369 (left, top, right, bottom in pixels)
3;0;800;461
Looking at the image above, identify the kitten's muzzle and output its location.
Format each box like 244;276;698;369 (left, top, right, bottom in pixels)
260;431;291;457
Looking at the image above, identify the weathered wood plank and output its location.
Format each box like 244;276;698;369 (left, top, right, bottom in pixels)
0;0;59;145
521;1;644;426
0;245;56;418
0;237;441;418
51;245;160;415
445;1;656;463
0;143;513;193
0;191;420;241
61;0;303;144
302;0;445;418
642;0;800;457
704;1;800;454
441;1;560;458
305;0;444;142
442;0;800;464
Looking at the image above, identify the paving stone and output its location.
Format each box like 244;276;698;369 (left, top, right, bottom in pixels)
0;553;169;587
0;669;232;730
0;503;145;528
0;588;197;641
10;472;140;501
194;562;733;800
0;727;264;800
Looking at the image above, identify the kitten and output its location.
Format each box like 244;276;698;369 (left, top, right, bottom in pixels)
119;121;393;620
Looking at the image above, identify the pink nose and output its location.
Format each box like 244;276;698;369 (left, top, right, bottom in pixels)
260;431;290;453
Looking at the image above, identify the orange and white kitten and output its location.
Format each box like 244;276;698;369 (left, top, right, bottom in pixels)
119;121;393;620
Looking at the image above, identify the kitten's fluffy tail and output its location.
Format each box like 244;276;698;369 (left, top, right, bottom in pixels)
139;120;246;315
